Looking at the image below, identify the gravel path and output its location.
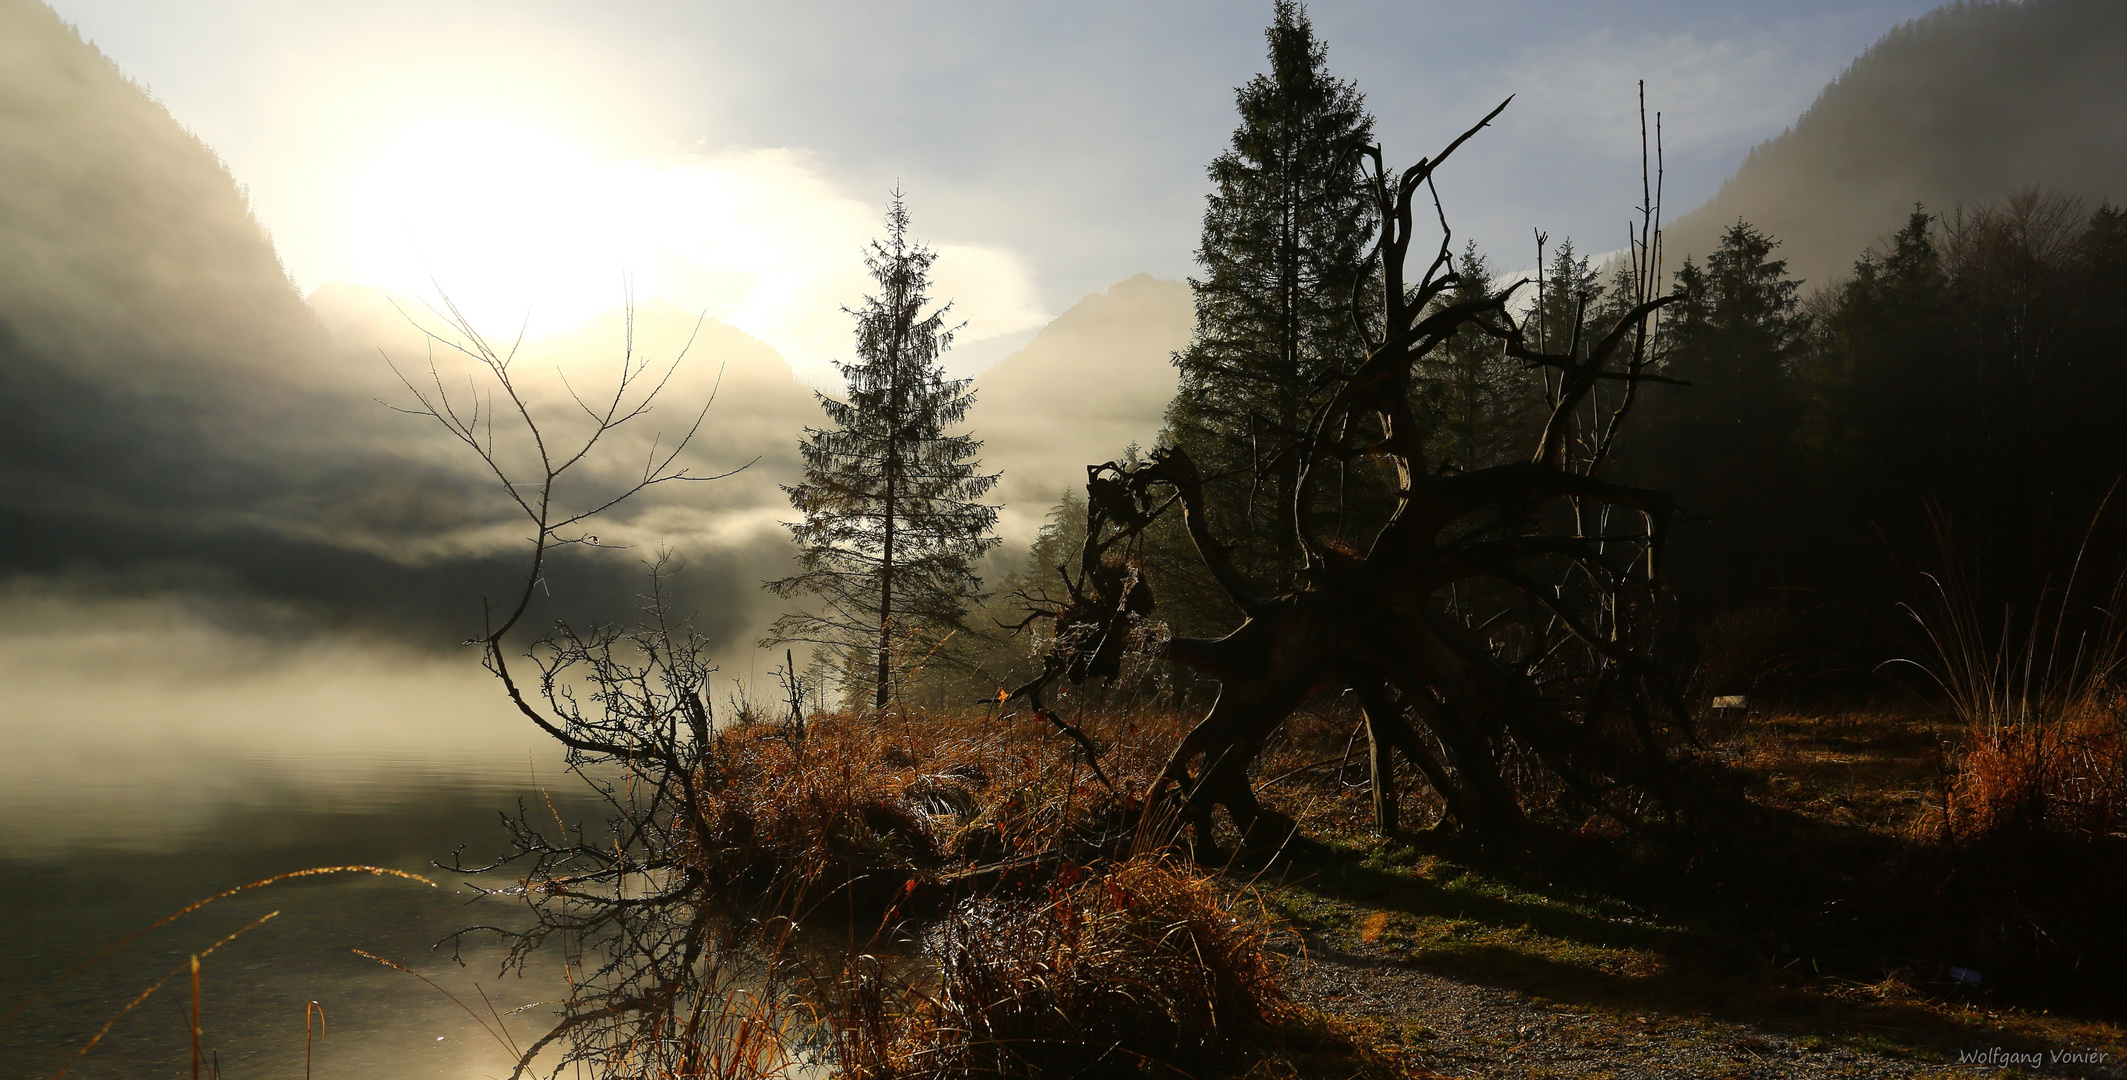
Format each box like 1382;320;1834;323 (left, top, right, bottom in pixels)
1274;932;2124;1079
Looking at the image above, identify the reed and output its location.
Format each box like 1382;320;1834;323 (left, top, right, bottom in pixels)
352;949;528;1063
3;864;433;1030
1;865;435;1078
305;1000;325;1080
51;910;280;1079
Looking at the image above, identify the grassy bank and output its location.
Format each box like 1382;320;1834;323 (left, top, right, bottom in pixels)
662;697;2125;1077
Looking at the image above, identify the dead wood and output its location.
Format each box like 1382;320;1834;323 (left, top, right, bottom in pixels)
1009;97;1696;850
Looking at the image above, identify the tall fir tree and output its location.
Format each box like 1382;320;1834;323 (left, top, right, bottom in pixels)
1525;238;1605;363
1165;0;1376;587
1523;238;1629;471
766;196;1000;710
1415;241;1536;472
1634;220;1809;609
1660;222;1809;443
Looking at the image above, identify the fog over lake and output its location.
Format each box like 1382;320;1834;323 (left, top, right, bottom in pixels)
0;592;598;1077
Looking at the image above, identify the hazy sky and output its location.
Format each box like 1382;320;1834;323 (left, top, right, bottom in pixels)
45;0;1936;378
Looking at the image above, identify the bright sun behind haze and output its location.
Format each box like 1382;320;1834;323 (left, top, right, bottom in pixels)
343;114;1049;380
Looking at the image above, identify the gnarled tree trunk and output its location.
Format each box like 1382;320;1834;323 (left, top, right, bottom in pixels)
1012;98;1696;850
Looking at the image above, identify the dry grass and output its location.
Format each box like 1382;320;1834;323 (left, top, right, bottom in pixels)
1887;522;2127;845
1918;711;2127;1002
36;702;2122;1078
1885;551;2127;1000
644;707;1407;1078
682;709;1191;911
822;854;1396;1080
1252;704;2127;1068
1941;712;2127;845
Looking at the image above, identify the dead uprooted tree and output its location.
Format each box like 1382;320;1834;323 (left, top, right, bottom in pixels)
1010;95;1696;847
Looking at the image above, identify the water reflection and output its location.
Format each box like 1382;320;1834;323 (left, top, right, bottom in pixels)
0;613;615;1078
1;759;609;1077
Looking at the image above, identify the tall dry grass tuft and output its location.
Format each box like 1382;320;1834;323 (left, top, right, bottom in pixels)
1944;716;2127;845
1895;516;2127;845
826;854;1300;1079
1891;517;2127;997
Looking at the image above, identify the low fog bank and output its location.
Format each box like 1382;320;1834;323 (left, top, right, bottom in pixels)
0;1;811;656
1665;0;2127;290
0;0;1189;670
0;584;570;852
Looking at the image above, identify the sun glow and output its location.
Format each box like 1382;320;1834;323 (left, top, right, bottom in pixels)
346;116;624;335
343;115;1047;378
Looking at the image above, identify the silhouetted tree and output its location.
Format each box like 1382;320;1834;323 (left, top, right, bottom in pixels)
767;196;1000;710
1166;0;1377;589
1634;221;1809;609
1013;100;1691;844
1799;193;2127;615
1605;194;2127;690
1414;241;1535;472
1525;238;1605;362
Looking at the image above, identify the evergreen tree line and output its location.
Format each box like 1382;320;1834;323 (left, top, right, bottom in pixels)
1633;193;2127;692
1149;190;2127;698
1119;188;2127;699
1138;0;2127;701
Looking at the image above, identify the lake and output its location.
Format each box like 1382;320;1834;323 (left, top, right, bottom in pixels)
0;605;631;1078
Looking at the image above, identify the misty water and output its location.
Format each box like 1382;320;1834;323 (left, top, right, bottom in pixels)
0;599;623;1078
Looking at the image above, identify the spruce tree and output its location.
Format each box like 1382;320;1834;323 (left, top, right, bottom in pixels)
1416;241;1537;472
766;197;1000;710
1165;0;1375;586
1659;222;1808;434
1634;220;1809;608
1525;238;1605;362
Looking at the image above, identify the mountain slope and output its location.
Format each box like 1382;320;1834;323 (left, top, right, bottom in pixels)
969;274;1191;549
1663;0;2127;289
0;0;321;377
0;1;804;646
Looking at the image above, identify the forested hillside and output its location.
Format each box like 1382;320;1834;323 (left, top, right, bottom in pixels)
1664;0;2126;289
1627;195;2127;691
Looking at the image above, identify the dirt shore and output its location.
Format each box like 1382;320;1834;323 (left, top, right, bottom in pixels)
1275;932;2125;1080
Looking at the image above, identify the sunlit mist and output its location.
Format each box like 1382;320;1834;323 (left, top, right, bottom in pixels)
345;114;1048;380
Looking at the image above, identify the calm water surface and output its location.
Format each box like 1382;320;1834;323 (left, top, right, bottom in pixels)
0;617;626;1078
